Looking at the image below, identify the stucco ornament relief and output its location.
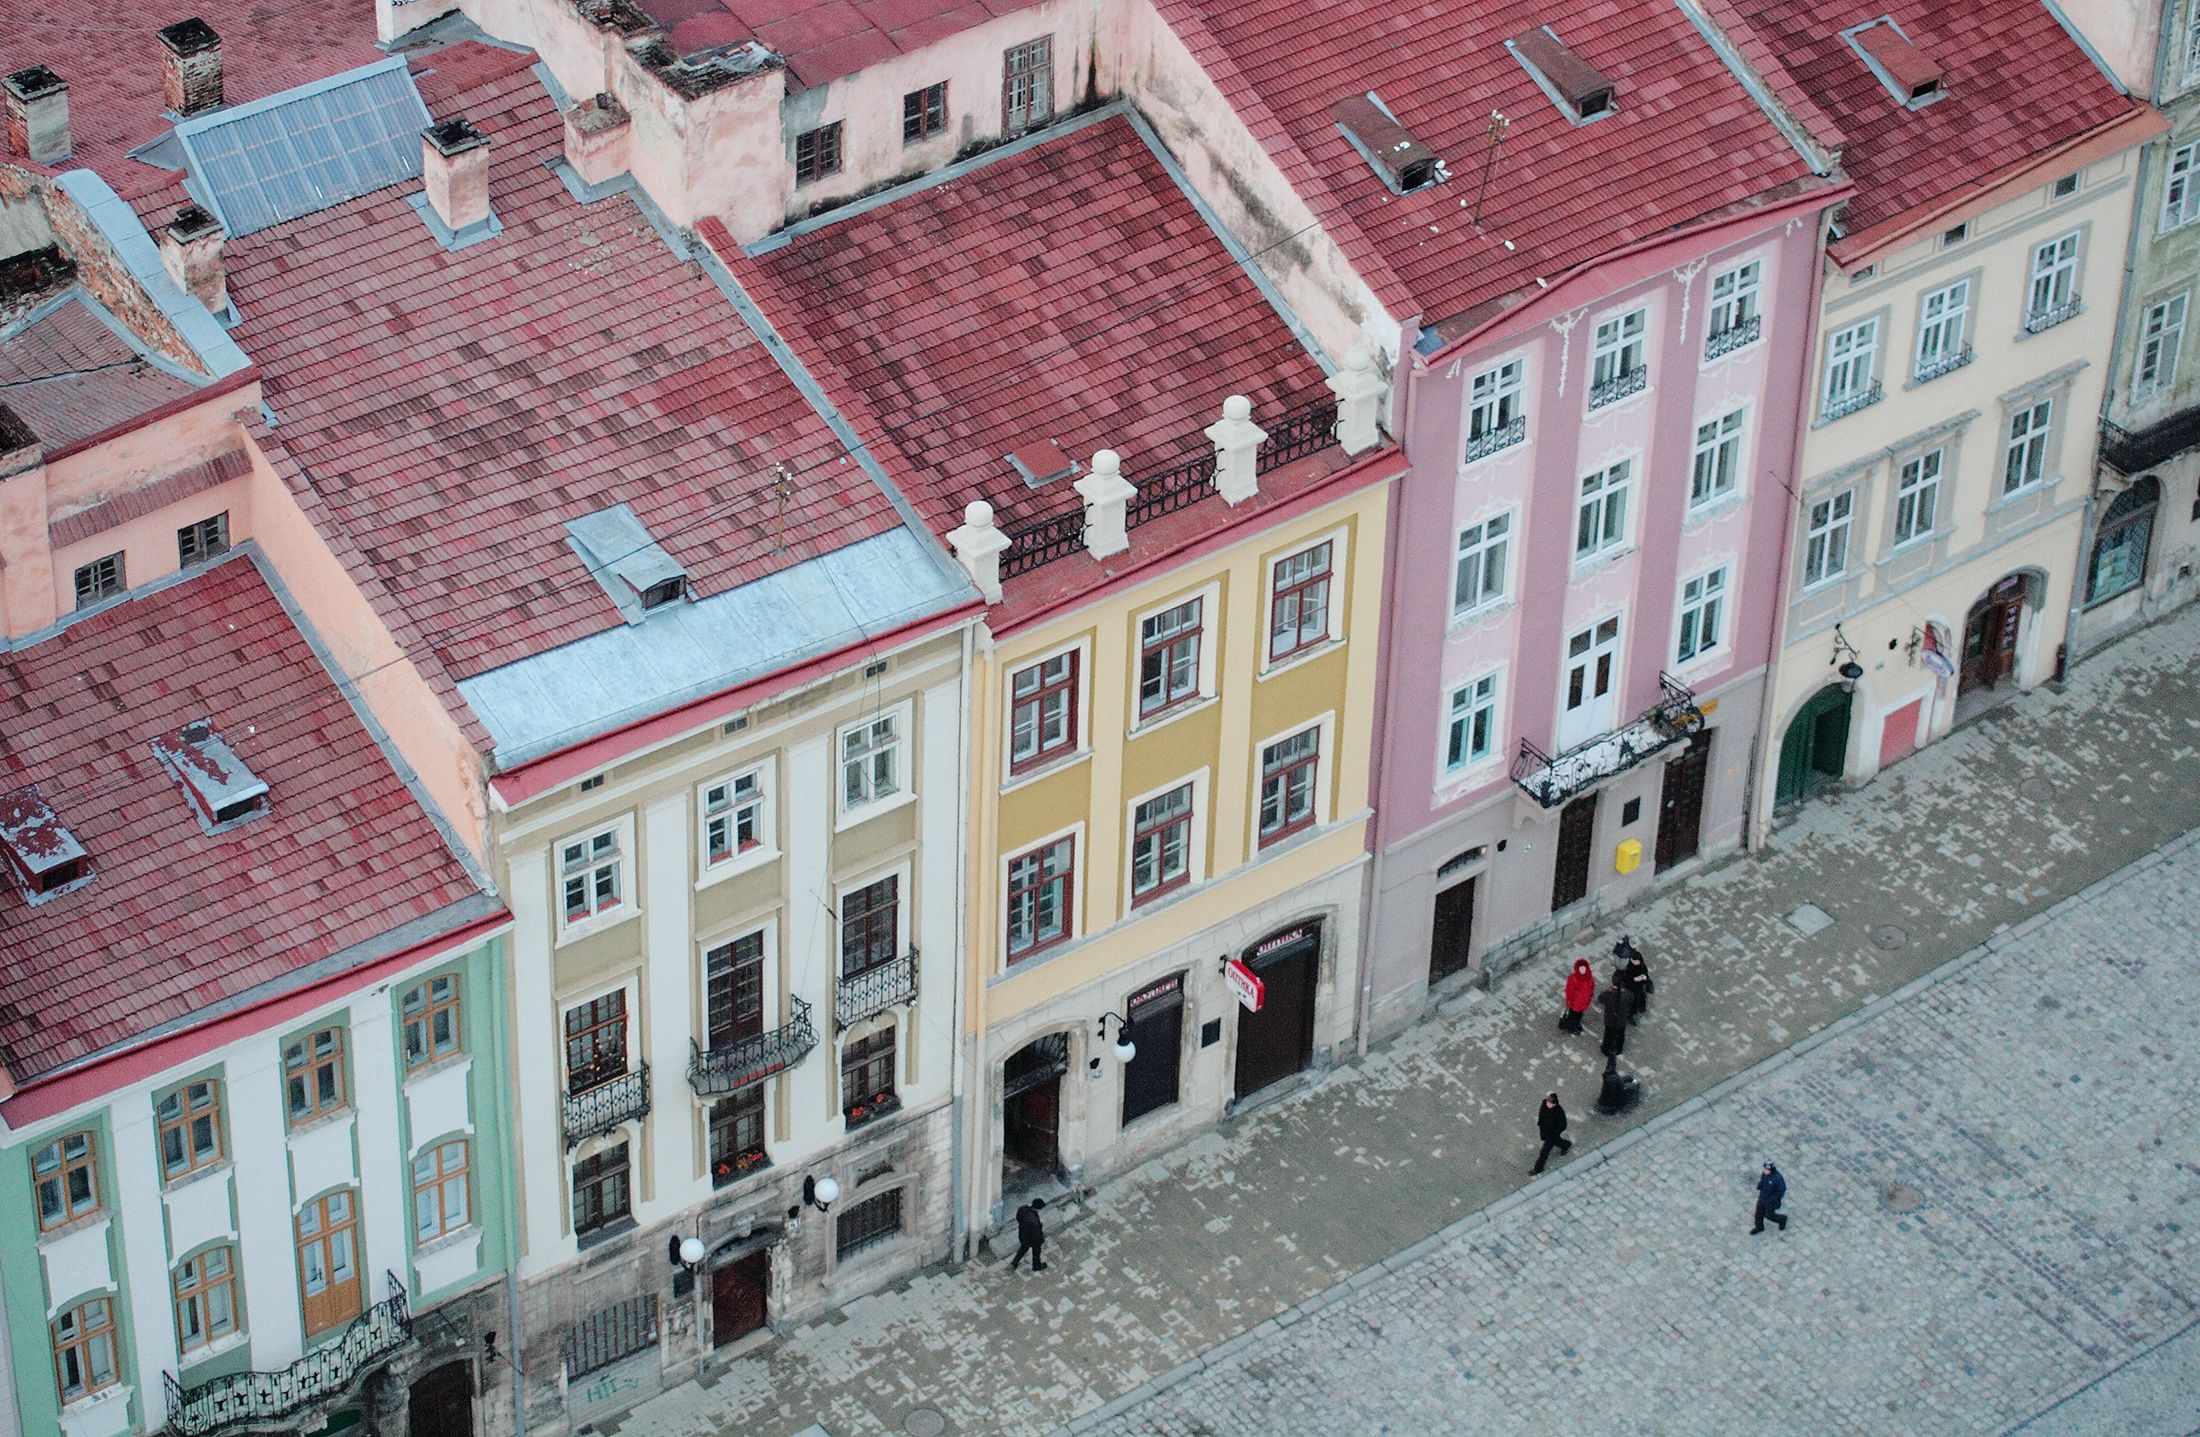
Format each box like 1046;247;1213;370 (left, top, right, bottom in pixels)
1672;257;1707;337
1549;308;1587;396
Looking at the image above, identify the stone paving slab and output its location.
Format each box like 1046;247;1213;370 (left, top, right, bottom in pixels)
608;608;2200;1437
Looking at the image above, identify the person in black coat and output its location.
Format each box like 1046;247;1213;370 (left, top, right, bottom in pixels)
1009;1197;1048;1271
1752;1162;1789;1234
1614;937;1652;1018
1530;1093;1573;1174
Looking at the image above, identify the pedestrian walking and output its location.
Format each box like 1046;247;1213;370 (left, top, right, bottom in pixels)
1558;958;1596;1033
1613;936;1652;1019
1009;1197;1048;1271
1751;1162;1789;1234
1530;1093;1573;1174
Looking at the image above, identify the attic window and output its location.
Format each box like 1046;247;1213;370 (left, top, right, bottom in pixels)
1508;27;1616;125
152;720;270;832
1847;19;1946;109
1332;93;1444;193
1005;441;1081;489
566;505;691;625
0;788;93;903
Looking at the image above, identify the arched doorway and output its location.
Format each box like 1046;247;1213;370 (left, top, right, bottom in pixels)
1000;1032;1069;1199
710;1248;769;1349
1960;574;2030;695
1776;686;1851;808
2086;476;2161;605
1234;920;1322;1100
408;1361;474;1437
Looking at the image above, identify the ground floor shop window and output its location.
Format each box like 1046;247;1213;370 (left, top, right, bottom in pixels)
835;1187;904;1259
2087;477;2159;605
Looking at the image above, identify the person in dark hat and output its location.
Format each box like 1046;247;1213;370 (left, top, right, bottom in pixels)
1009;1197;1049;1271
1530;1092;1573;1174
1752;1162;1789;1234
1613;936;1653;1019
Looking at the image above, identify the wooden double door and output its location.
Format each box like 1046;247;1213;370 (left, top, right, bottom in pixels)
1961;577;2026;694
712;1250;770;1348
1655;733;1711;872
1235;923;1320;1100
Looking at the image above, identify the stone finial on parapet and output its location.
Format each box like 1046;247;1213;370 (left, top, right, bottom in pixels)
1327;348;1388;456
1206;395;1267;506
1076;450;1135;560
948;500;1009;603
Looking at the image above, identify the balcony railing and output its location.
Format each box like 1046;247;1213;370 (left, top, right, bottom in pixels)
563;1063;650;1149
1511;675;1705;810
2024;296;2083;334
165;1273;410;1437
1587;367;1647;409
688;996;818;1098
1818;381;1883;424
1913;346;1974;385
2102;408;2200;475
1125;449;1219;528
1257;397;1340;473
1465;414;1526;461
837;950;919;1030
999;508;1088;580
1705;314;1761;359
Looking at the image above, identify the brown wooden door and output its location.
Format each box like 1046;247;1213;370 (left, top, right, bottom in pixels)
711;1252;769;1348
408;1362;475;1437
1961;583;2024;693
1428;877;1476;982
1550;795;1598;912
1655;734;1711;872
296;1190;361;1338
1234;924;1320;1100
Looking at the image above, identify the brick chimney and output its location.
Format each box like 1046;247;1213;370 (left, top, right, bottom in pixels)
421;118;491;233
563;93;632;187
158;19;223;117
160;205;227;315
3;67;70;165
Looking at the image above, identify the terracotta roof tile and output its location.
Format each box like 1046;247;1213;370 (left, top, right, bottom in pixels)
0;295;199;451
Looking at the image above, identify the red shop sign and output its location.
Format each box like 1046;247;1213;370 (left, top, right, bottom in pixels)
1224;958;1265;1013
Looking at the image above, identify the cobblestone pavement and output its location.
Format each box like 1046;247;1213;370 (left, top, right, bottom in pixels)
611;609;2200;1437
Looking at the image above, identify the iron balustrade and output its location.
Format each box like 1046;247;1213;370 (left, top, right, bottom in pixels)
2102;409;2200;475
1588;367;1647;410
1912;346;1975;384
837;949;919;1030
1819;381;1883;424
1126;449;1219;527
999;509;1088;579
1704;315;1762;359
687;996;817;1098
1465;414;1526;461
2023;297;2083;334
562;1063;650;1148
1510;675;1705;810
164;1273;409;1436
1256;398;1341;473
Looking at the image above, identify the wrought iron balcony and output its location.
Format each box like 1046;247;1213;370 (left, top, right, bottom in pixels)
1818;381;1883;424
1465;414;1526;461
1912;346;1974;384
2102;407;2200;475
837;950;918;1030
1704;314;1761;359
2024;296;2083;334
563;1063;650;1149
1511;675;1705;810
1587;367;1647;410
688;996;818;1098
165;1273;410;1436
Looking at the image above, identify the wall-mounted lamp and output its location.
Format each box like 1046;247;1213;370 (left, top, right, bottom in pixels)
668;1231;707;1296
1830;624;1866;690
1094;1012;1137;1065
802;1174;841;1213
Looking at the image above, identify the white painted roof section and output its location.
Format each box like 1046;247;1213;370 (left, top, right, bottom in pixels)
458;527;969;767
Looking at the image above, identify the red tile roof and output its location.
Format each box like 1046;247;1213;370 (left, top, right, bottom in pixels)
0;0;385;206
1709;0;2145;256
223;45;901;692
0;294;199;451
739;114;1335;541
643;0;1047;88
1152;0;1825;329
0;554;485;1083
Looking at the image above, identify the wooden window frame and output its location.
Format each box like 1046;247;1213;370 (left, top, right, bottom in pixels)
412;1139;472;1243
174;1245;239;1354
838;875;901;979
564;990;630;1095
72;553;124;610
33;1129;100;1231
1001;37;1054;133
902;81;947;144
1136;597;1203;719
284;1026;348;1127
1129;782;1195;906
701;767;769;868
1267;541;1335;664
794;122;843;186
559;825;626;930
401;974;463;1073
839;710;904;811
705;931;767;1050
177;512;230;567
52;1296;117;1403
709;1086;768;1187
158;1079;224;1182
841;1026;898;1125
572;1143;632;1236
1008;650;1079;773
295;1189;361;1338
1257;728;1321;846
1005;834;1074;962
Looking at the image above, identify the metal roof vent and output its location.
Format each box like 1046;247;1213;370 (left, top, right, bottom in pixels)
1846;19;1945;109
0;788;92;903
567;504;690;623
152;719;270;832
1332;93;1445;193
1507;27;1616;125
1005;440;1082;489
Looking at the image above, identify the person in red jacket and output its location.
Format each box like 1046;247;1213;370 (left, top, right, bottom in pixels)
1558;958;1595;1032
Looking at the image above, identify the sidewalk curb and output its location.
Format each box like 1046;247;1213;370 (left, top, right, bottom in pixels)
1043;828;2198;1437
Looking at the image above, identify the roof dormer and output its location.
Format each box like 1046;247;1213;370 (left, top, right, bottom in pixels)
1332;92;1445;193
1846;18;1946;109
0;788;91;903
1508;27;1616;125
152;719;269;832
567;504;690;623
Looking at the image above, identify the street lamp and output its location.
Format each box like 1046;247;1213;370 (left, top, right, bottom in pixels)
1831;625;1866;690
669;1232;707;1296
803;1174;841;1213
1095;1011;1136;1065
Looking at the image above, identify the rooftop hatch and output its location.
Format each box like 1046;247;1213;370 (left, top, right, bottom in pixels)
567;504;689;622
0;788;91;902
152;719;270;830
1508;27;1616;124
1332;93;1444;193
1848;19;1945;108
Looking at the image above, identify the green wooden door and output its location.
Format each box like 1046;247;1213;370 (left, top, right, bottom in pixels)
1776;687;1851;808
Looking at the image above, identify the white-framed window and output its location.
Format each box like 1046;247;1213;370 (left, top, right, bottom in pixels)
2163;143;2197;232
1452;512;1512;616
700;765;771;871
1589;307;1648;398
1690;411;1745;506
1893;448;1943;548
1443;671;1501;774
2026;232;2081;322
2003;399;2054;494
1821;318;1878;412
1128;778;1199;906
1802;490;1854;589
558;819;630;932
838;704;908;815
2137;293;2189;396
1574;458;1633;562
1915;279;1970;377
1675;566;1728;664
1707;260;1761;347
1466;358;1526;455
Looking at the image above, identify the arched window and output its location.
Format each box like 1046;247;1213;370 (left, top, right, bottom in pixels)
2087;476;2161;604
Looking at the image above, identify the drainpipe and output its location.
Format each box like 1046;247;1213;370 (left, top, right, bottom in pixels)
1745;208;1839;850
496;936;530;1436
946;619;976;1262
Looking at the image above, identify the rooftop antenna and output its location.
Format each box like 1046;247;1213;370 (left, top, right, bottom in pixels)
770;462;795;552
1471;110;1510;230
